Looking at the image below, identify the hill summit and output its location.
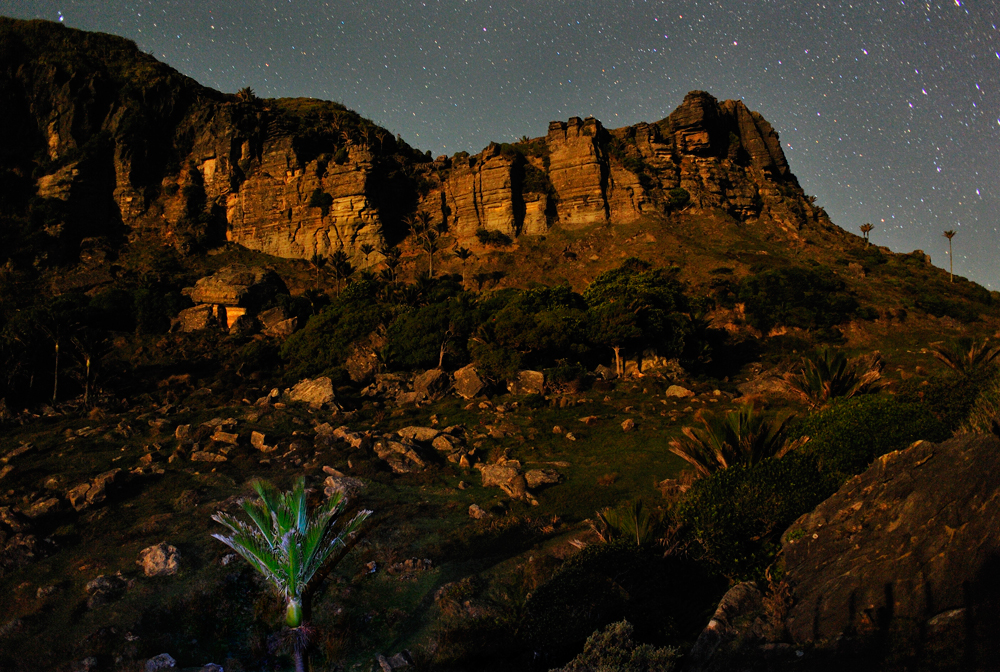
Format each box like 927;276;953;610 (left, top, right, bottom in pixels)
2;17;832;268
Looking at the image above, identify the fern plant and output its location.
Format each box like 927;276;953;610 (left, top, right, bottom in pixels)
668;405;805;479
785;349;886;409
212;478;370;672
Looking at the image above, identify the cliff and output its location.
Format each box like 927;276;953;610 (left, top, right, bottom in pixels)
1;17;834;271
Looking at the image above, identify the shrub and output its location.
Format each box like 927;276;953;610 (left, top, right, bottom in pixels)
475;228;513;247
552;620;680;672
793;395;950;478
308;188;334;217
957;370;1000;435
677;453;835;580
737;266;858;334
666;188;690;211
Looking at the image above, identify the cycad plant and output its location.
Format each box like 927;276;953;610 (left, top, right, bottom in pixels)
212;478;370;672
931;338;1000;377
785;349;886;409
668;405;805;479
590;499;663;548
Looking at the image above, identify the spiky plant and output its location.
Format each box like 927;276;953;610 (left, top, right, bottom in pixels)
931;338;1000;377
212;478;370;672
668;406;805;479
590;499;663;548
785;349;886;409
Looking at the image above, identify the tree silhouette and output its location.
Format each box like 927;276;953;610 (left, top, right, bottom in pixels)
860;223;874;248
329;250;354;295
408;211;447;276
379;245;401;284
309;253;327;289
453;246;473;289
359;243;375;269
943;230;956;282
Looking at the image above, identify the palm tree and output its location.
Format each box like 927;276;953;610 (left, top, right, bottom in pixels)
668;406;805;479
943;230;956;282
408;211;447;276
860;223;874;248
359;243;376;269
329;250;354;295
453;246;473;289
212;478;370;672
309;253;327;289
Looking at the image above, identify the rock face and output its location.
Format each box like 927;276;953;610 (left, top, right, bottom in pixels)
781;435;1000;646
2;19;834;272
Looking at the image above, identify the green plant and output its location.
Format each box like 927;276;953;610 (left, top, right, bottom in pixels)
211;478;370;672
794;395;950;477
668;405;805;478
552;620;680;672
957;370;1000;435
930;338;1000;377
677;453;834;580
784;349;887;409
666;187;690;211
591;499;663;548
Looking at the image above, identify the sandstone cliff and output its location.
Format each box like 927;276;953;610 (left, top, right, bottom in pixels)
1;18;834;272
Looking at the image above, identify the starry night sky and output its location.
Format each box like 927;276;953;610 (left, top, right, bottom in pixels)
4;1;999;289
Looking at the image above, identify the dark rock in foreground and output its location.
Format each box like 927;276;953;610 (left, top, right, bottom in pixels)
781;434;1000;656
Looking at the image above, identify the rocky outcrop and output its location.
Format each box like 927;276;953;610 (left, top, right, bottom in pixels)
4;18;835;273
780;435;1000;648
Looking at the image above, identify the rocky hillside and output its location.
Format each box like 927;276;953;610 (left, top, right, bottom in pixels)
1;17;834;272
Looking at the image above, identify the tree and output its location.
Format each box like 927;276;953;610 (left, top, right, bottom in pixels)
407;210;447;276
943;229;956;282
379;245;402;284
309;253;327;289
329;250;354;295
359;243;375;269
212;478;370;672
453;246;473;289
860;223;874;248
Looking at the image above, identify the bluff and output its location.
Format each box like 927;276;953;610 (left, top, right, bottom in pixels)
1;17;833;273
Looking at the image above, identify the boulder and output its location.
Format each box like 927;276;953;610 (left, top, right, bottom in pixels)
264;316;299;338
376;651;413;672
469;504;488;520
397;426;440;442
413;369;450;400
687;582;763;669
373;440;425;473
137;542;180;577
453;364;485;399
288;377;336;406
525;469;561;488
183;265;285;308
143;653;177;671
174;305;218;332
781;435;1000;647
85;573;128;608
508;370;544;396
477;460;522;487
344;332;385;383
621;418;636;432
665;385;694;398
86;469;121;506
25;497;61;518
190;451;227;462
258;306;290;330
323;475;366;503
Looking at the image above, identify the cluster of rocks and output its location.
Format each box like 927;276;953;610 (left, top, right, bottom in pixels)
0;506;48;579
173;265;298;337
359;424;473;474
476;457;562;506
